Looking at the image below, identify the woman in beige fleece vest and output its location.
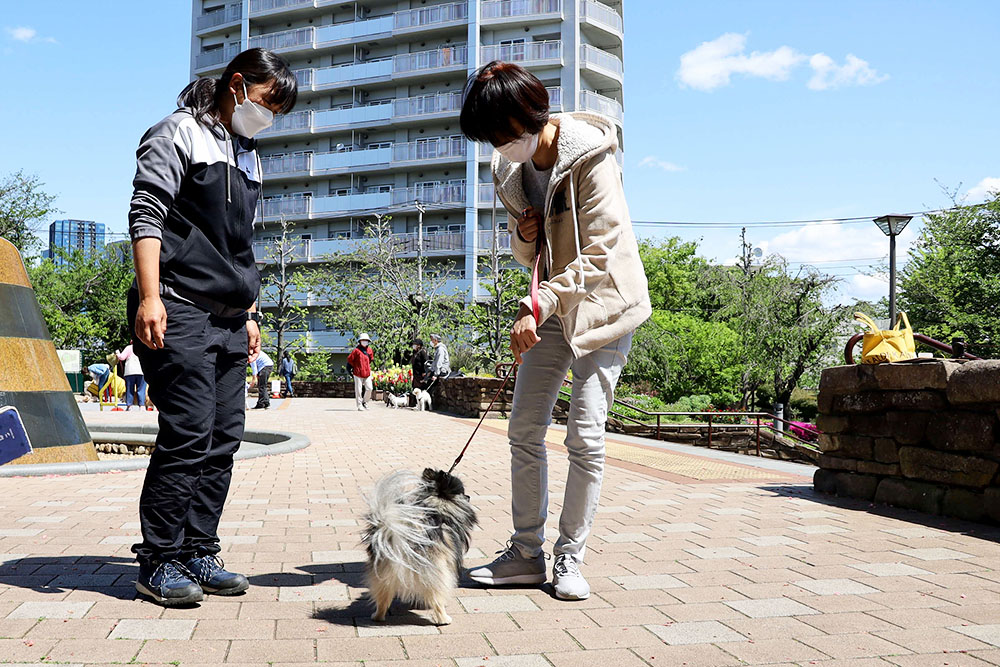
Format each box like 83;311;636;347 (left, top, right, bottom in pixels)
460;62;651;600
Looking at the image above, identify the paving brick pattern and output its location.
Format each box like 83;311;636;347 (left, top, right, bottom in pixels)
0;397;998;666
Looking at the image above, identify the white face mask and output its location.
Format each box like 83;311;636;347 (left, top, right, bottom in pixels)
231;81;274;139
496;132;539;164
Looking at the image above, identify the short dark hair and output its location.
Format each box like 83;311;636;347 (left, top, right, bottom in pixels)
460;61;550;146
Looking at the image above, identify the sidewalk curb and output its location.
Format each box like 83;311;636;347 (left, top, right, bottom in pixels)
0;424;310;477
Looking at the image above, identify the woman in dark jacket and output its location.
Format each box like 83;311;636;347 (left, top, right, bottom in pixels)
410;338;429;390
127;48;297;606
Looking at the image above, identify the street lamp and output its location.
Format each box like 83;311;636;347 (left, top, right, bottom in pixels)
872;214;913;325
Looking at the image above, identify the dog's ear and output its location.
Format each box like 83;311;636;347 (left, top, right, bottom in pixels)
421;468;437;483
435;470;465;498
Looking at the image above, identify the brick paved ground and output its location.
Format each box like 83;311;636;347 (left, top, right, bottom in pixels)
1;397;999;666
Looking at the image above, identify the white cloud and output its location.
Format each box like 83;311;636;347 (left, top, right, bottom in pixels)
676;33;886;93
4;26;56;44
966;176;1000;202
677;33;805;91
807;53;888;90
638;156;686;172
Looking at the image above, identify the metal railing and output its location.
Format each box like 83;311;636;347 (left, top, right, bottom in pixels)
249;26;314;51
481;40;561;65
395;1;468;29
261;153;312;176
580;89;623;122
493;363;820;457
477;230;512;251
392;137;467;163
197;2;243;31
481;0;562;19
579;0;622;33
249;0;311;15
195;43;241;70
844;333;981;364
580;44;623;77
258;92;462;137
394;45;468;74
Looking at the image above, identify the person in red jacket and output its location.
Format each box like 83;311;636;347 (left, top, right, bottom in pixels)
347;333;374;411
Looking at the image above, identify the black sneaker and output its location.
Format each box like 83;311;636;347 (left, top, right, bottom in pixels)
136;560;204;606
185;554;249;595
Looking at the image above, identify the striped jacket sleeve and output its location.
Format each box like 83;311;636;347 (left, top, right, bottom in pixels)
128;117;191;242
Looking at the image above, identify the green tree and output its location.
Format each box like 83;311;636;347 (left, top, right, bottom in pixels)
466;251;530;369
900;194;1000;357
308;215;467;366
27;247;134;364
637;237;705;312
257;216;316;360
717;229;846;409
0;171;58;254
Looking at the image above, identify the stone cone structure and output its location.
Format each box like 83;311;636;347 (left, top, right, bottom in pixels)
0;237;97;464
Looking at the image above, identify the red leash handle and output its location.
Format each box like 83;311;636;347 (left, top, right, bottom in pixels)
528;209;545;324
447;363;517;475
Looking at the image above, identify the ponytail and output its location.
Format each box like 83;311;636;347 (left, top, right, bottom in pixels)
176;47;298;127
177;78;219;125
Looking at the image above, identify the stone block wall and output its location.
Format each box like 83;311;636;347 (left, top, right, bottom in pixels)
288;381;355;398
815;359;1000;524
430;377;513;417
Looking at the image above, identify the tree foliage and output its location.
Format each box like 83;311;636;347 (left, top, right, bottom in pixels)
308;216;468;366
27;248;134;365
900;194;1000;357
0;171;58;254
257;216;316;360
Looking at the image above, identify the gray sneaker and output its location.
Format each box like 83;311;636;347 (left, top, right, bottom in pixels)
552;554;590;600
467;542;546;586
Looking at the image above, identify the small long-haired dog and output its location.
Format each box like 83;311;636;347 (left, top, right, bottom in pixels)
384;393;408;409
361;468;477;625
412;388;432;411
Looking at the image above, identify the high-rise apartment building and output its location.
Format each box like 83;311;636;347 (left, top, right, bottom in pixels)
44;219;106;265
190;0;624;353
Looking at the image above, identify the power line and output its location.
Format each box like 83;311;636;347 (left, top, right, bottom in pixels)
631;207;948;229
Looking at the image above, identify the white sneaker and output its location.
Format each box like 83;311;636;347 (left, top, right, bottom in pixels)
362;403;370;411
357;406;365;411
552;554;589;600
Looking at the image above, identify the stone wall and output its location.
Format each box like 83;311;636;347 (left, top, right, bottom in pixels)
289;381;355;398
814;359;1000;524
430;377;513;417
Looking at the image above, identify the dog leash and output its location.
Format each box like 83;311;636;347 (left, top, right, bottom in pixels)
448;213;543;475
447;360;517;475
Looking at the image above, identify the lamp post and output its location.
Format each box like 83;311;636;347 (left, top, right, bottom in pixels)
872;214;913;325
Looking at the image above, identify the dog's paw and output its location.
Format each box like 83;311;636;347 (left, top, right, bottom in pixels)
432;613;453;626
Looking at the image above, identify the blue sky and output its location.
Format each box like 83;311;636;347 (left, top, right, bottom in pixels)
2;1;998;303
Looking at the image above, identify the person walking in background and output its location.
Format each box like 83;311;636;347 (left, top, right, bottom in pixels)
347;333;374;411
250;349;274;410
279;351;297;397
116;344;147;411
126;47;298;606
410;338;429;391
87;362;111;397
460;62;651;600
428;333;451;382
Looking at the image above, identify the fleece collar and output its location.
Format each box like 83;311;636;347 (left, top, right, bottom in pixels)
491;111;617;216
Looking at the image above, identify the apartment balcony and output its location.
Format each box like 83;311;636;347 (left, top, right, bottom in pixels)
258;183;466;223
477;182;495;207
579;0;623;40
477;230;512;253
481;0;562;25
292;46;468;93
248;0;328;19
258;91;462;139
196;2;243;35
263;329;352;352
480;40;561;69
580;43;624;86
260;138;465;181
194;43;241;74
254;230;466;265
580;89;623;124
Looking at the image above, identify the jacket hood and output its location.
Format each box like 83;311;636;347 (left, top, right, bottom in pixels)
491;111;618;215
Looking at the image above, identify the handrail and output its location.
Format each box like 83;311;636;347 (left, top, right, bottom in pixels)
493;362;818;455
844;332;981;364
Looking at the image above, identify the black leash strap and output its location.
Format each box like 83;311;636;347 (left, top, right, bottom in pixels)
447;363;517;475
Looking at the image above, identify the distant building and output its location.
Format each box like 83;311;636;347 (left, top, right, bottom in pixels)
45;219;106;265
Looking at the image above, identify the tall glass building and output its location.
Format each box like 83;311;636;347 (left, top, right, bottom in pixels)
45;219;107;265
190;0;624;353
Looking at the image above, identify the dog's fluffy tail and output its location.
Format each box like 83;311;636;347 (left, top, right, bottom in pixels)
361;470;435;580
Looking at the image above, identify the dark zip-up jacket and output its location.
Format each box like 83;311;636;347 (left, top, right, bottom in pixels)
128;108;262;317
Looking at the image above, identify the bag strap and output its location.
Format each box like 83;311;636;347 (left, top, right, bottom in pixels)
897;311;912;332
854;312;882;334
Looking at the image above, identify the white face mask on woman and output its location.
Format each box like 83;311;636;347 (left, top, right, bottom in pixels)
496;132;539;164
231;81;274;139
